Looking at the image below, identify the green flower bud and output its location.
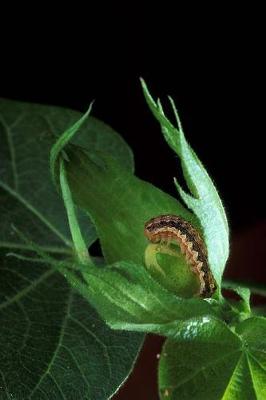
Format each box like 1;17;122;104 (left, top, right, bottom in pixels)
144;242;201;298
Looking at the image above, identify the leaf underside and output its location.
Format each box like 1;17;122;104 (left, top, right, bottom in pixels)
0;99;143;400
0;251;142;400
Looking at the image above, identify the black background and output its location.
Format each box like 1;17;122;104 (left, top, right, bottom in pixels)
1;7;265;400
1;10;265;235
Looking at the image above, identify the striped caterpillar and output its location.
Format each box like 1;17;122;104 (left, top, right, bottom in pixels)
144;214;216;297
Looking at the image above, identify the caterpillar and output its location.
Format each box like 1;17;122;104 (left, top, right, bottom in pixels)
144;214;216;297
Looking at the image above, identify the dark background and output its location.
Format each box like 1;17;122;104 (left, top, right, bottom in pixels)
1;8;265;399
1;13;265;233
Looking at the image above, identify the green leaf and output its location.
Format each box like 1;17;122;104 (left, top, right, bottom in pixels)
50;103;93;186
141;80;229;289
231;287;251;309
0;98;133;252
158;316;266;399
0;99;143;399
64;146;195;265
79;260;218;336
222;281;251;314
236;316;266;399
0;250;142;400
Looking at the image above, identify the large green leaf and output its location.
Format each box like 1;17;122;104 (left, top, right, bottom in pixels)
0;99;142;399
141;81;229;288
158;316;266;399
0;250;142;400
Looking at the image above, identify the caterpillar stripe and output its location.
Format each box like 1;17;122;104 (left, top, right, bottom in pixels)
144;214;216;297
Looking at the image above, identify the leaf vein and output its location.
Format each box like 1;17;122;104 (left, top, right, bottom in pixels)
0;180;72;247
69;315;112;379
28;291;73;399
61;345;91;394
0;116;18;190
0;269;54;311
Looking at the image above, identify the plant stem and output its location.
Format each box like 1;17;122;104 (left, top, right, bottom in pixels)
223;279;266;297
59;158;92;266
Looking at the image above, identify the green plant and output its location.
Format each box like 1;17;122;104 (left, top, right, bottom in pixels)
0;81;265;400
